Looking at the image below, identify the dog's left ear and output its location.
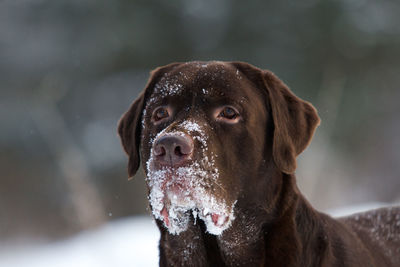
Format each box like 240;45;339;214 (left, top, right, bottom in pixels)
118;63;182;178
231;62;320;174
262;70;320;174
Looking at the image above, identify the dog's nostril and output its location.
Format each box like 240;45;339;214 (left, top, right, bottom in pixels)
154;146;166;157
174;146;184;156
178;142;193;156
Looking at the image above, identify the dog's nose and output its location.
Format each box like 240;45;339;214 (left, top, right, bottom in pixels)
153;134;194;167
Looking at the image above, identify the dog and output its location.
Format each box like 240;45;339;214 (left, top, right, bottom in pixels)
118;61;400;266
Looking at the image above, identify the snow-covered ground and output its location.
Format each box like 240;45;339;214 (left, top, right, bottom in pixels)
0;216;160;267
0;202;396;267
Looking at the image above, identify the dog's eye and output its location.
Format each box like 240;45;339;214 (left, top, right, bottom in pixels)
219;107;237;119
152;107;170;123
217;106;240;122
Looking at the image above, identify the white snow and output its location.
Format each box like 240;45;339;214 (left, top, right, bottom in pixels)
180;120;202;134
146;73;184;106
146;157;234;235
326;202;389;217
0;216;159;267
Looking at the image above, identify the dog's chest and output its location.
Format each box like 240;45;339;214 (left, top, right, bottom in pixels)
216;216;266;265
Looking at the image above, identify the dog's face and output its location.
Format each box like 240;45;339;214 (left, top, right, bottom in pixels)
118;61;320;236
141;62;269;235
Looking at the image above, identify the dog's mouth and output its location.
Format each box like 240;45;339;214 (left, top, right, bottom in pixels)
160;205;231;233
159;181;232;233
146;163;236;236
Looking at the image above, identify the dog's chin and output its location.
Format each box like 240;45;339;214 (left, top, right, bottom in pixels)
146;165;236;236
159;189;235;236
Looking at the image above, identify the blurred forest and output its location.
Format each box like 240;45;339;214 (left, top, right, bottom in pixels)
1;0;399;242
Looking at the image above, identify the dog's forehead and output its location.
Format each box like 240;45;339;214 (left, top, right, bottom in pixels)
149;61;249;102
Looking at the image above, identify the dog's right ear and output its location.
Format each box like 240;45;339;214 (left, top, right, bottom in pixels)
118;63;182;178
118;90;146;178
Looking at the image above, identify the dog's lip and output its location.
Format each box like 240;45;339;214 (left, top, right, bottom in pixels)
160;199;230;229
211;213;229;227
161;206;170;227
202;208;229;227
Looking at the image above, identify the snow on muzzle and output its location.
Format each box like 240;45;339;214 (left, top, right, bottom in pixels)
145;123;236;235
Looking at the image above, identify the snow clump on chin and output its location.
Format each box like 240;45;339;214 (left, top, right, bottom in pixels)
145;121;236;235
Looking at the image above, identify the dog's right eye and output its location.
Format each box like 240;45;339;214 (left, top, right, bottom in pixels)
152;106;170;123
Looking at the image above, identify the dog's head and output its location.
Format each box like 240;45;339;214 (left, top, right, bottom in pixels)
118;61;320;235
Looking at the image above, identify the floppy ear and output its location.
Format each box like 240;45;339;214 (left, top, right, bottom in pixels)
118;91;146;178
118;63;182;178
262;70;320;174
231;62;320;174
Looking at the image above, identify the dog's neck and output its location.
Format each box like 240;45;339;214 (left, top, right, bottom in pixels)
216;173;370;266
215;172;311;266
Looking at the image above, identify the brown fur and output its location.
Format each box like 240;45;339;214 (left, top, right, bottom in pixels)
118;61;400;266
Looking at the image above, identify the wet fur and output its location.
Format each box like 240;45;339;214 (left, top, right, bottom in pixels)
118;61;400;266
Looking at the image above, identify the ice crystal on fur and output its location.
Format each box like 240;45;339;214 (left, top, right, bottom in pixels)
146;74;184;105
179;120;208;148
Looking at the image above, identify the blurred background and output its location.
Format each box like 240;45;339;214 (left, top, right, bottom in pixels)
1;0;399;263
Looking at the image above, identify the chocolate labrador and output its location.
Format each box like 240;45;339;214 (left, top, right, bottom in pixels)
118;61;400;266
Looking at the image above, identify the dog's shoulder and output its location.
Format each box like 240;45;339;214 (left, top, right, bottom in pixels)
338;206;400;265
339;206;400;237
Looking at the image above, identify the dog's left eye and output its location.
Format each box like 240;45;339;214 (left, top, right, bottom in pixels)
216;106;240;122
152;107;170;123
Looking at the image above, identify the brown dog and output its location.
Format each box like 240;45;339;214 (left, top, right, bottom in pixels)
118;61;400;266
